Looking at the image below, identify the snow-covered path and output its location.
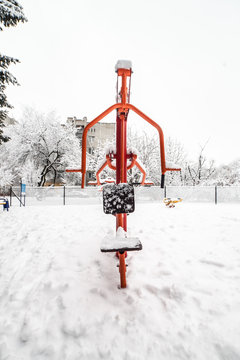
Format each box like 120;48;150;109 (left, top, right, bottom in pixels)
0;203;240;360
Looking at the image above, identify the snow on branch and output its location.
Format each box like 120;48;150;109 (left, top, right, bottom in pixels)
0;0;27;30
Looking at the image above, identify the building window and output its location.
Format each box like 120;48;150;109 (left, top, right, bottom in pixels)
89;173;92;179
88;147;95;155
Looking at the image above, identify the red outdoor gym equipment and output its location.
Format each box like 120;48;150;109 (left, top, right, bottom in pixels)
89;150;147;186
66;60;180;288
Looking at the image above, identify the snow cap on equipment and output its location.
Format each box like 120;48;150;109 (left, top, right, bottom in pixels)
115;60;133;72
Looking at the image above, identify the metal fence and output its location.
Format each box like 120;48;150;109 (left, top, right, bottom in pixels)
2;185;240;207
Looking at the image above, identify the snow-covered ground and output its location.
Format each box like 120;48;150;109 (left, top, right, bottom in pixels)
0;202;240;360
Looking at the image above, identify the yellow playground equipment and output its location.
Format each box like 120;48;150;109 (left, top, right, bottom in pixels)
164;197;182;208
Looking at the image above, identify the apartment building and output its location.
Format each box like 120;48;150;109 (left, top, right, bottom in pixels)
67;116;115;182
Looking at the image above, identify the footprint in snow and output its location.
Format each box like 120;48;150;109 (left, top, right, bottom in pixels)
56;295;66;311
61;321;87;339
89;287;107;299
200;259;225;268
215;344;240;360
145;284;185;301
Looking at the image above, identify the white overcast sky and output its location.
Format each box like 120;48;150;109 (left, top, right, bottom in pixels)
2;0;240;164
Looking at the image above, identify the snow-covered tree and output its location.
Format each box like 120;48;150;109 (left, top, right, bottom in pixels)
0;108;81;186
0;0;27;144
212;159;240;186
127;129;160;184
87;139;116;181
186;143;215;185
165;137;186;185
126;128;186;185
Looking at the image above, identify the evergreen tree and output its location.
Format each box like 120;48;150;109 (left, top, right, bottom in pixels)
0;0;27;144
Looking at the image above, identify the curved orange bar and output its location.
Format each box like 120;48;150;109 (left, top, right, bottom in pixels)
166;167;181;171
125;104;166;175
81;104;120;188
66;169;82;173
96;153;145;184
96;160;108;185
126;154;137;170
106;154;116;170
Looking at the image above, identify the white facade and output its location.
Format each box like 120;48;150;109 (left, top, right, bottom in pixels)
67;116;115;154
67;116;115;182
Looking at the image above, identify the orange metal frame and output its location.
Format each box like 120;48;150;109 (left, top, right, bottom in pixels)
78;94;179;187
66;63;180;288
95;153;146;186
66;72;180;187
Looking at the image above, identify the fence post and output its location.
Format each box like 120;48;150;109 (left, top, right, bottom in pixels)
20;182;22;207
10;186;12;207
215;186;217;205
164;186;167;198
63;186;66;206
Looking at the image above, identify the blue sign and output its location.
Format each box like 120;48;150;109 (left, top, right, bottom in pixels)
21;183;26;194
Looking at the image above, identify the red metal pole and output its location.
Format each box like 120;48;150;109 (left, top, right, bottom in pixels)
115;68;131;241
114;68;130;248
116;113;127;232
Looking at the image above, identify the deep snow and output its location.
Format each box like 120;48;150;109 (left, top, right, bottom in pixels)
0;202;240;360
